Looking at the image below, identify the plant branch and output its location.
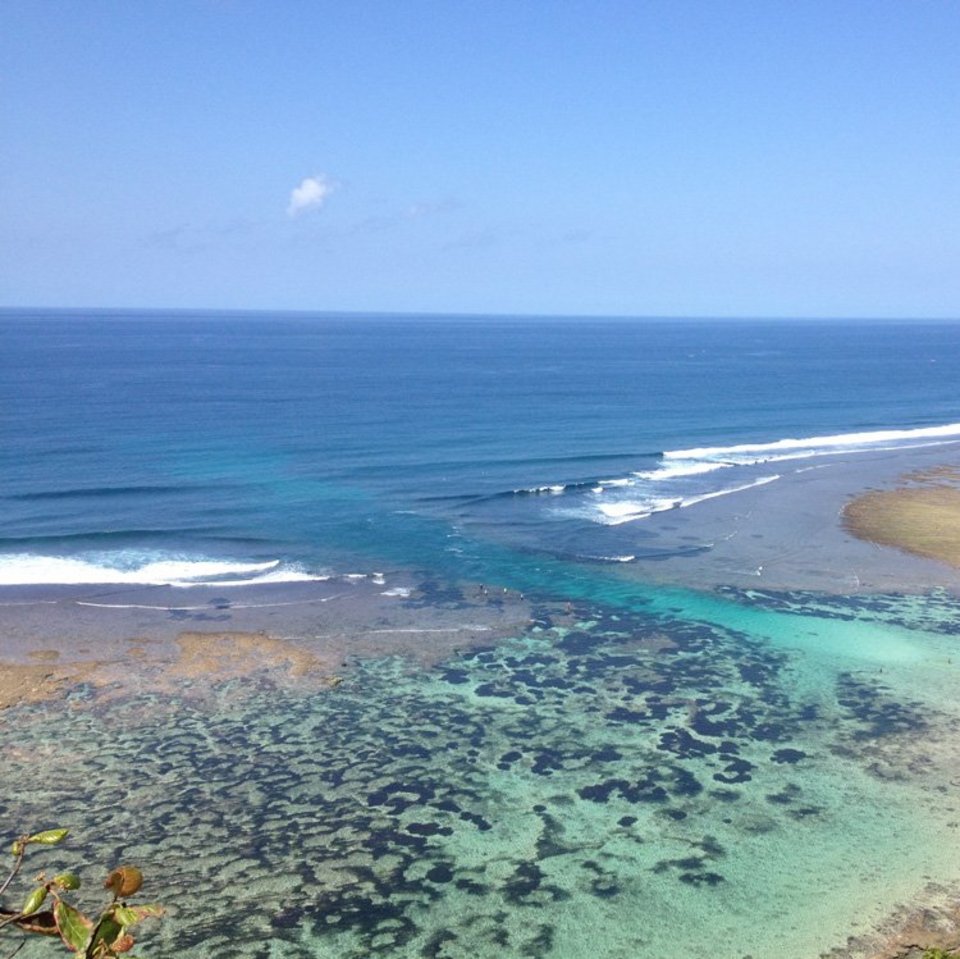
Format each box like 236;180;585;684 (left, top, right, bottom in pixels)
2;939;24;959
0;846;25;900
83;911;109;959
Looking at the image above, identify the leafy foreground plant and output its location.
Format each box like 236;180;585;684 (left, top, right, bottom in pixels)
0;829;163;957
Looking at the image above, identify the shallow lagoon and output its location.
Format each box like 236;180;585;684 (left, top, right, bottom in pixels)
4;577;960;959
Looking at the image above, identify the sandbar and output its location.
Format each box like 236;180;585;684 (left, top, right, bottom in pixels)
844;466;960;572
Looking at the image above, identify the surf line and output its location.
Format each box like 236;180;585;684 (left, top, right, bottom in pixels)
368;626;492;634
73;593;348;612
0;600;59;607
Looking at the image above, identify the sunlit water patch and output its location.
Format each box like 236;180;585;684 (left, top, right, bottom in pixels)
3;588;960;959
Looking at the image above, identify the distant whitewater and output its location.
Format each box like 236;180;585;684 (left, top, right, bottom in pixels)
549;422;960;526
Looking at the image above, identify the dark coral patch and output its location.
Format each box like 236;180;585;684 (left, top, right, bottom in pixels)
658;728;718;759
679;871;725;887
712;757;755;785
426;864;455;883
708;789;741;802
771;748;808;764
658;808;688;821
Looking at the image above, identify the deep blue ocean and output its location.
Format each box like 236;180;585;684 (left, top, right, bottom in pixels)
3;310;960;588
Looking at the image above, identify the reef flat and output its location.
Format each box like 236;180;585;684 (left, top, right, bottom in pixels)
3;575;960;959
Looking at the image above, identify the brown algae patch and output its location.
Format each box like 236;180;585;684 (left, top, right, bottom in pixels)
0;659;99;709
844;482;960;570
170;630;336;683
0;582;532;708
0;631;343;709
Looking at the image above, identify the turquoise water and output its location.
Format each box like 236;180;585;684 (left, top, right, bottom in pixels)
4;587;960;958
3;312;960;957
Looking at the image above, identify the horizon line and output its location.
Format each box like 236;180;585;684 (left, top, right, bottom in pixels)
1;305;959;324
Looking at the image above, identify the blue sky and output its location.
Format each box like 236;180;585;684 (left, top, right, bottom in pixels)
2;0;958;317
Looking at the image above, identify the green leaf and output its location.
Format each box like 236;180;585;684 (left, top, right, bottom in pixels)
28;828;69;845
55;900;92;952
10;840;23;856
112;905;139;927
111;902;163;927
54;871;82;891
87;914;123;957
21;885;48;916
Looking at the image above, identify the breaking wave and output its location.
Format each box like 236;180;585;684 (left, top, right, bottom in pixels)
531;423;960;527
664;422;960;466
590;476;781;525
0;552;330;588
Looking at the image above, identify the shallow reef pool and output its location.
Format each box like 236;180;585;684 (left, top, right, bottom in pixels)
3;584;960;958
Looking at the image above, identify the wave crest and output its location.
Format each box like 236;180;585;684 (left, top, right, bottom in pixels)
0;553;329;588
541;422;960;528
666;422;960;463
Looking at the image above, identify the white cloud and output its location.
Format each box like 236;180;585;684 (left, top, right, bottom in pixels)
287;174;338;217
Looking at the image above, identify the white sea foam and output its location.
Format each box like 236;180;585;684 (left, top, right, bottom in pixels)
542;423;960;533
680;474;781;507
539;424;960;529
200;569;329;588
0;553;329;588
589;476;780;525
665;422;960;463
592;477;631;493
580;554;636;563
75;594;344;611
632;459;732;480
595;498;682;525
